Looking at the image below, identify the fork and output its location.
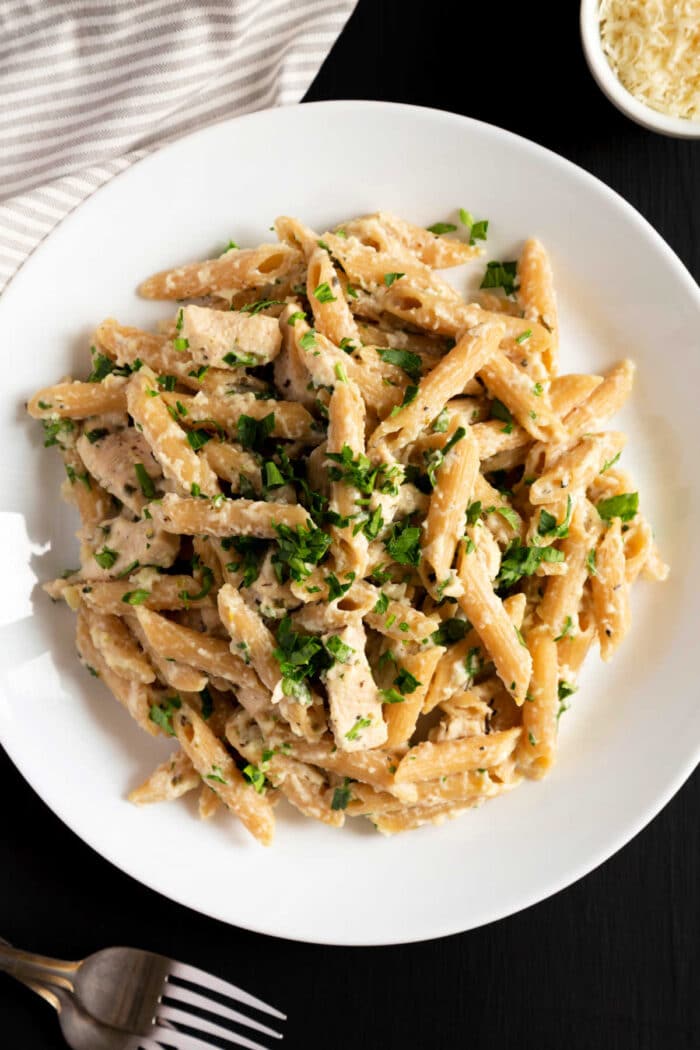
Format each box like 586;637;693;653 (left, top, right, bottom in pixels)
10;974;156;1050
0;939;285;1050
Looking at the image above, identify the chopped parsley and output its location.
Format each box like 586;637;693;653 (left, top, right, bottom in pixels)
94;546;118;570
121;589;151;605
490;398;513;433
494;506;519;530
325;635;354;663
394;667;421;694
480;260;518;296
361;505;384;540
85;427;108;444
178;561;214;602
376;347;422;381
240;298;285;315
273;616;332;703
334;362;347;383
431;618;470;646
326;445;401;496
384;519;421;566
223;350;259;367
554;616;574;641
432;408;449;433
325;571;355;601
496;541;565;589
199;686;214;721
515;329;532;345
538;495;572;539
424;426;466;488
299;330;318;351
389;384;419;417
586;549;597;577
263;460;286;488
597;492;638;522
287;310;307;326
373;592;389;615
172;337;189;352
380;688;405;704
134;462;156;499
427;221;457;234
557;680;577;718
206;764;228;785
186;429;212;451
466;501;483;526
188;365;209;381
345;716;372;741
459;209;489;244
157;374;177;391
600;451;622;474
236;412;275;451
42;417;75;448
222;535;266;587
331;777;352;810
272;522;332;582
313;282;337;304
242;764;266;793
149;695;181;736
532;382;544;397
383;272;405;287
87;350;131;383
65;464;90;489
465;646;482;679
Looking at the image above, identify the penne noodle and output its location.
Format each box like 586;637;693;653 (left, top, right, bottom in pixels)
139;242;303;300
31;214;666;841
394;728;521;783
517;628;559;778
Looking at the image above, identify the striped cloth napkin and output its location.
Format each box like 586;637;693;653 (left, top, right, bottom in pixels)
0;0;356;295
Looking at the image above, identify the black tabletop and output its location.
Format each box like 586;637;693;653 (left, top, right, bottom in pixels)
2;4;698;1048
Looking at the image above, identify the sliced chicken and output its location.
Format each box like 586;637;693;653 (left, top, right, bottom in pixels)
323;619;387;752
180;304;281;367
242;550;301;619
80;514;179;580
76;428;162;515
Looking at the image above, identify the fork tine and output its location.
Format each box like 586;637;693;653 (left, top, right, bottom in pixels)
152;1020;271;1050
163;985;282;1039
167;961;286;1020
157;1006;275;1050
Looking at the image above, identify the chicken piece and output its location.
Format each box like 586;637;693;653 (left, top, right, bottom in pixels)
80;514;179;580
322;619;387;752
242;550;301;619
180;304;281;368
76;428;162;515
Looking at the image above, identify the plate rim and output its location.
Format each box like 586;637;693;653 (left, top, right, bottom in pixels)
1;99;699;946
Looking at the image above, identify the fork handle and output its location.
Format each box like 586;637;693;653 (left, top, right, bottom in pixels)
0;941;78;991
0;938;62;1010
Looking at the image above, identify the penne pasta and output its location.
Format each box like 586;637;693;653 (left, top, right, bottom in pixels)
31;212;666;841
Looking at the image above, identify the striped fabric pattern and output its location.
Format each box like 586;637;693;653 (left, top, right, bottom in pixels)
0;0;356;294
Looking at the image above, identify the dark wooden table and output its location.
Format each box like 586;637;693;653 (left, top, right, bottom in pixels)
2;4;698;1048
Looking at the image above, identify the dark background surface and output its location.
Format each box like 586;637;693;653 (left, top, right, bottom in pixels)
1;3;698;1048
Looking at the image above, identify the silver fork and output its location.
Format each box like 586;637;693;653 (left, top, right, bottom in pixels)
0;940;285;1050
10;975;155;1050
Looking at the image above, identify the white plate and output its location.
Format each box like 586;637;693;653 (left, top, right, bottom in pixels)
1;101;698;946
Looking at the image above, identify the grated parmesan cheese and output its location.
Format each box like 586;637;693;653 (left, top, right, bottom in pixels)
599;0;700;120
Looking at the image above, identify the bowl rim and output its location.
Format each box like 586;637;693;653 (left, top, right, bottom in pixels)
580;0;700;139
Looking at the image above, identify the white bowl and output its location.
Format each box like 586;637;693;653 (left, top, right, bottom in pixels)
1;100;699;946
580;0;700;139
